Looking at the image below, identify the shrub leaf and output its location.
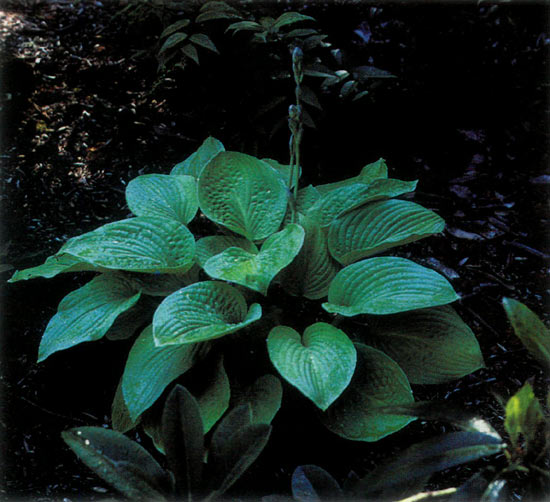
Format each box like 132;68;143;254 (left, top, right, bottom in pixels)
171;136;225;178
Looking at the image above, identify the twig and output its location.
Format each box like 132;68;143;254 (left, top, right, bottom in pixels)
503;240;550;260
395;487;457;502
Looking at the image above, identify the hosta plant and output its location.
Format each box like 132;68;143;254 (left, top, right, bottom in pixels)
62;384;272;500
10;55;483;442
9;132;483;443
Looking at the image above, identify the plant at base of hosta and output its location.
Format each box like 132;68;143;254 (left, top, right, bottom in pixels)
10;132;484;445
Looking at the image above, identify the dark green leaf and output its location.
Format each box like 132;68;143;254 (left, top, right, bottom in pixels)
160;19;190;39
159;32;188;55
189;33;219;53
233;374;283;425
299;85;322;110
353;65;396;81
171;136;225;178
181;43;200;65
272;12;315;31
291;465;342;501
502;297;550;372
352;432;504;499
208;406;272;497
226;20;264;35
196;10;241;23
8;253;99;282
62;427;170;499
161;385;204;498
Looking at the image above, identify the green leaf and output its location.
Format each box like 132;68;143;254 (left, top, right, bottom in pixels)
8;253;100;282
278;215;340;300
60;217;196;274
267;323;356;411
352;432;504;499
120;269;198;297
126;174;198;224
233;374;283;425
159;32;188;55
363;306;484;384
292;465;342;502
199;1;240;14
321;343;414;441
284;28;319;38
196;235;258;268
328;199;445;265
323;257;459;316
208;408;272;497
112;377;139;433
272;12;315;31
226;20;264;35
171;136;225;178
502;297;550;372
122;326;209;421
196;10;241;23
374;401;501;439
195;355;231;433
153;281;262;345
189;33;219;53
160;19;191;39
299;85;322;110
198;151;288;240
38;274;140;362
353;65;396;81
204;224;305;295
315;158;388;195
61;427;170;499
309;179;418;227
161;385;204;497
181;43;200;64
504;382;545;454
296;185;322;213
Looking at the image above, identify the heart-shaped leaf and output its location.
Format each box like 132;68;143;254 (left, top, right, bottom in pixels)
122;326;209;421
323;257;459;316
171;136;225;178
126;174;198;224
204;224;305;295
161;385;204;498
61;427;171;499
328;199;445;265
198;151;288;240
195;235;258;268
8;253;100;282
232;374;283;425
278;215;340;299
60;217;195;273
314;158;388;195
261;158;299;188
363;306;484;384
320;343;414;441
38;274;141;362
309;179;418;227
153;281;262;346
267;323;356;411
502;297;550;372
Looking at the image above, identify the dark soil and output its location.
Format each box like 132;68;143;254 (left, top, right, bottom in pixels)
1;1;549;500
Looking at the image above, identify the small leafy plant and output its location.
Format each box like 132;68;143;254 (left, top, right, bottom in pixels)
285;298;549;502
10;51;483;445
62;384;271;500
